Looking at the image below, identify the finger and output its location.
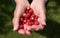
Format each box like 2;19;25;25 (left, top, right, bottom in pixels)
34;27;40;31
13;18;19;31
24;24;32;30
38;24;45;30
24;24;28;30
13;5;24;31
39;15;46;26
38;4;46;26
26;26;32;31
32;25;38;30
18;29;25;34
25;30;31;35
38;18;46;26
31;24;44;31
31;25;40;31
34;22;46;31
34;25;40;31
32;24;44;31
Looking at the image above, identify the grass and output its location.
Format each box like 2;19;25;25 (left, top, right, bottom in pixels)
0;0;60;38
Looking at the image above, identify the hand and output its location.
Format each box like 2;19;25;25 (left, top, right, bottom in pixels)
31;0;46;31
12;0;31;35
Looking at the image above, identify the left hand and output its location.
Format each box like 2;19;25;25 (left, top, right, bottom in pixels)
13;0;31;35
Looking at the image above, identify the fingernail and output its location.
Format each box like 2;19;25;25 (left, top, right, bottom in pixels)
13;26;18;31
42;21;46;26
18;29;25;34
43;22;46;25
27;26;32;30
25;30;31;35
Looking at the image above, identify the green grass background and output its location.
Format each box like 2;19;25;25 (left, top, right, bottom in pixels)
0;0;60;38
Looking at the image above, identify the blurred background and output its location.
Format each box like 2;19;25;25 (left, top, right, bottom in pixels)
0;0;60;38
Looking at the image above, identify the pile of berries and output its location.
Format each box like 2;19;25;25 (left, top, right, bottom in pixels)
17;7;39;32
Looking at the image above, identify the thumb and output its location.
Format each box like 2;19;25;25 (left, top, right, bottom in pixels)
38;18;46;26
41;20;46;26
13;5;25;31
13;18;19;31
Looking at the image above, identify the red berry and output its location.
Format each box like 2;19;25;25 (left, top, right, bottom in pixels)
35;15;39;19
30;16;34;21
23;13;26;17
26;7;30;10
30;22;34;25
28;22;32;25
29;9;33;13
18;7;40;32
23;19;27;23
26;20;32;26
26;11;29;13
19;25;24;29
32;13;35;17
34;21;39;25
24;13;30;18
27;20;30;22
20;18;23;21
26;20;30;24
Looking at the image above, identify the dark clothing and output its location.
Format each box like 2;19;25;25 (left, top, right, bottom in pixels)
28;0;32;4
